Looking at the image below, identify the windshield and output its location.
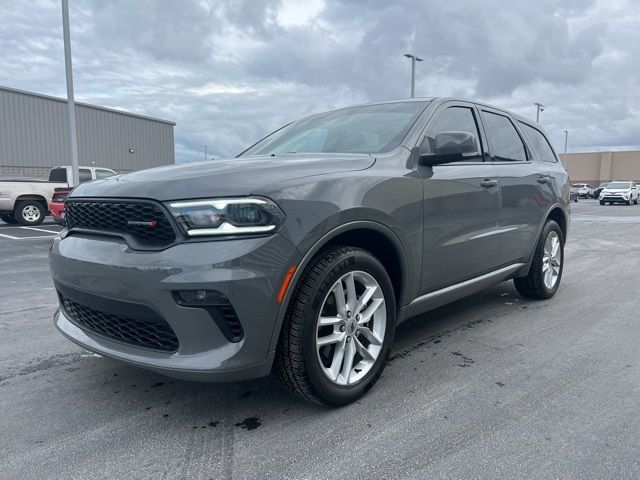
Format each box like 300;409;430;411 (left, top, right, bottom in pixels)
572;184;586;188
606;182;631;189
240;101;430;156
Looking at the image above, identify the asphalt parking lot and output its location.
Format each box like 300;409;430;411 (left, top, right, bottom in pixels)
1;201;640;480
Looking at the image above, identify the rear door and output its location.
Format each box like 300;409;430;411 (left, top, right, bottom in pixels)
417;102;501;294
478;108;554;265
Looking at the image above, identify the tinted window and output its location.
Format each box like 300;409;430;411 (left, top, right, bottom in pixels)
79;169;92;183
519;122;557;163
422;106;482;158
95;169;115;179
48;168;68;182
241;101;430;156
481;111;527;161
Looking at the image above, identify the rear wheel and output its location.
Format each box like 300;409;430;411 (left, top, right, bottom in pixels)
14;200;45;226
0;213;17;224
275;246;396;406
514;220;564;300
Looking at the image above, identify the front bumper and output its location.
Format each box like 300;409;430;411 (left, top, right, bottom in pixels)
50;232;299;381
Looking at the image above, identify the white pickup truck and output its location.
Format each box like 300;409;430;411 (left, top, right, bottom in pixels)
0;166;116;225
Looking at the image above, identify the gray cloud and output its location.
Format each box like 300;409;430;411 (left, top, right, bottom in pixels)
0;0;638;162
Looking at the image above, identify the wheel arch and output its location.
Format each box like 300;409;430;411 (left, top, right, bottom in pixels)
267;221;411;354
15;194;49;210
517;203;568;278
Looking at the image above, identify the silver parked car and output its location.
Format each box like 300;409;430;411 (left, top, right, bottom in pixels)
49;98;570;405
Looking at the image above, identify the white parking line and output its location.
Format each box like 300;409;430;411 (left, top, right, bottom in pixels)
0;232;20;240
19;226;61;234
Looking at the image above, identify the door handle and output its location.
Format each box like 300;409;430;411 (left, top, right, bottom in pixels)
537;176;550;184
481;179;498;188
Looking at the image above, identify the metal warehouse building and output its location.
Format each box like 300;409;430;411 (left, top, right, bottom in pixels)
0;85;175;178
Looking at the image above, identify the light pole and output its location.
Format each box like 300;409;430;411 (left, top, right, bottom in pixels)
563;130;568;166
534;102;545;123
202;145;208;161
404;53;423;98
61;0;79;187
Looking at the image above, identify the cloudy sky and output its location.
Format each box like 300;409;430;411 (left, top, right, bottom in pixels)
1;0;639;162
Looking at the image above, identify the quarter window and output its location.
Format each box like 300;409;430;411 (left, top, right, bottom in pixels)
519;122;558;163
79;169;92;183
95;169;116;179
481;111;527;162
422;106;482;159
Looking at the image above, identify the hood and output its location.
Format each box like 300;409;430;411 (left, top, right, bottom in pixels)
70;154;375;201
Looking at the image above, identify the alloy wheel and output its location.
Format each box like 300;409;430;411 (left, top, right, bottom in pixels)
21;205;41;223
315;270;386;386
542;231;562;289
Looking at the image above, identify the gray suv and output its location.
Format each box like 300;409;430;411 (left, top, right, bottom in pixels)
49;98;570;405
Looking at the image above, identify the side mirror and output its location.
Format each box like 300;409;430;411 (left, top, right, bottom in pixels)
419;131;480;166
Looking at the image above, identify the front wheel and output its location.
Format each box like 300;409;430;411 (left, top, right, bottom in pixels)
514;220;564;300
275;246;396;406
14;200;46;226
599;200;605;205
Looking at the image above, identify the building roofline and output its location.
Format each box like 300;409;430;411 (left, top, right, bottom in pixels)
0;85;176;126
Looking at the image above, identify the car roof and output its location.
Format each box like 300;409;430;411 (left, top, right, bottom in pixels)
318;97;538;127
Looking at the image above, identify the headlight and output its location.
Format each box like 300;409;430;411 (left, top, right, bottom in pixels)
166;197;284;237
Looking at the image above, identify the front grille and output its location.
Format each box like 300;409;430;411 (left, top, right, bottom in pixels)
64;200;176;247
60;295;179;352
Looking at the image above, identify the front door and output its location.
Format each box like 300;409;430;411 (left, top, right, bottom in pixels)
417;103;501;294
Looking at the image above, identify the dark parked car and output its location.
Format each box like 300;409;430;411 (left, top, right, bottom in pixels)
49;98;570;405
592;182;610;199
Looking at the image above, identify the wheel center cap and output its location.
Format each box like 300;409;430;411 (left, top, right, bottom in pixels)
348;321;356;334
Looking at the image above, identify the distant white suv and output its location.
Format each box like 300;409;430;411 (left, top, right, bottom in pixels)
572;183;594;198
599;181;639;205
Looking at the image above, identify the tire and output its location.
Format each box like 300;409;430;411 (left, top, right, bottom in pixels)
635;198;639;205
514;220;564;300
573;197;578;203
627;200;632;206
599;200;605;205
0;213;17;224
14;200;45;226
275;246;396;406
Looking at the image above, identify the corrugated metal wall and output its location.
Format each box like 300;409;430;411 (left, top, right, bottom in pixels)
0;86;175;177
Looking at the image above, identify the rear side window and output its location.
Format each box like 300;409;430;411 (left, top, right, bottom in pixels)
48;168;68;182
519;122;558;163
79;169;92;183
481;111;527;162
95;169;115;179
422;106;483;159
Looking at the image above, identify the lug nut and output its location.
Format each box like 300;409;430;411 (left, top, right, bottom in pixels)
346;311;352;319
346;336;351;343
355;330;360;337
356;314;361;321
339;325;346;332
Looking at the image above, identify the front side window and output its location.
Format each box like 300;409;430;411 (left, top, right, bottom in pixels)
241;101;430;156
519;122;557;163
421;106;482;159
481;111;527;162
